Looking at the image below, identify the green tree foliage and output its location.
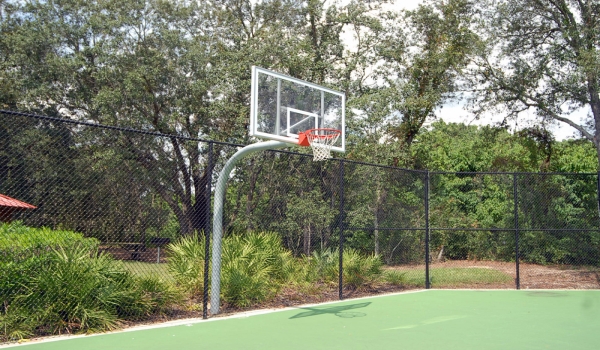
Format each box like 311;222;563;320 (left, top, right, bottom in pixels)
472;0;600;165
0;0;392;237
411;122;600;264
375;0;479;148
412;121;535;172
0;115;175;241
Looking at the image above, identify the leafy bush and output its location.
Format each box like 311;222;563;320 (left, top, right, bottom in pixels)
342;249;383;288
520;231;570;264
168;233;386;309
136;276;183;314
221;232;294;307
382;270;407;286
301;249;339;283
1;221;107;341
0;223;178;342
0;221;98;261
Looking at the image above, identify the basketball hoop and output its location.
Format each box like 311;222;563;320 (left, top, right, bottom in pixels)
304;128;341;161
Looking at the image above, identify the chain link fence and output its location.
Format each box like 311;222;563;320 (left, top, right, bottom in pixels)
1;110;599;342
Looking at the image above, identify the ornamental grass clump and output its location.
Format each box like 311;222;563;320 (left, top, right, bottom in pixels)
382;269;408;286
342;248;383;288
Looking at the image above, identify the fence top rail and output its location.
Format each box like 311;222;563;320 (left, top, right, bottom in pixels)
3;109;599;176
0;109;241;147
431;227;600;232
345;227;600;232
0;109;429;174
430;170;600;176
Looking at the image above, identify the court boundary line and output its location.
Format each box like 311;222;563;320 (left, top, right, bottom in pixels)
4;288;597;348
1;289;430;348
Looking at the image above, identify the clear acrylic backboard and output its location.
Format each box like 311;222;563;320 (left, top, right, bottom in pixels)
249;66;345;153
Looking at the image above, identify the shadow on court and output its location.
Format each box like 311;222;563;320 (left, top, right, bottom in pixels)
525;291;569;297
290;302;371;319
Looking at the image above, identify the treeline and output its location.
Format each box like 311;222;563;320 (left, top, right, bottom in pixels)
1;0;600;265
226;121;600;265
6;110;598;265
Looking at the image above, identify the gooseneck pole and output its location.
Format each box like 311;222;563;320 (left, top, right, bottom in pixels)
210;141;288;315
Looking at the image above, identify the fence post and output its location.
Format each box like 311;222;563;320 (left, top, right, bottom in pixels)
596;172;600;226
338;159;345;300
513;173;520;290
202;142;213;319
425;171;430;289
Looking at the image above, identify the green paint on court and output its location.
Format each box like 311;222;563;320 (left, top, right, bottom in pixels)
8;290;600;350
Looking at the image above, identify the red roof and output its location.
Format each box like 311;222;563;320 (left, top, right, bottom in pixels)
0;194;37;209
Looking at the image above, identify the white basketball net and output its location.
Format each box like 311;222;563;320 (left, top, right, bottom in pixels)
306;129;341;161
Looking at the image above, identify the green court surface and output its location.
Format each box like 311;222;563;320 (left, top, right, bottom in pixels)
6;290;600;350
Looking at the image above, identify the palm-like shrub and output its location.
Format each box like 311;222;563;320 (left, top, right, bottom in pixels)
136;276;183;315
1;245;162;341
20;245;139;331
382;269;407;286
299;248;383;288
302;249;339;283
342;249;383;288
221;232;294;307
166;233;206;296
167;232;295;308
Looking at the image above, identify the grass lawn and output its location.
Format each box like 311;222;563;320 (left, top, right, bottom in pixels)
121;261;173;281
429;267;512;286
121;262;512;288
392;267;512;288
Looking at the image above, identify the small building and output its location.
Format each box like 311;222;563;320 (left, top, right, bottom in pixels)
0;194;37;223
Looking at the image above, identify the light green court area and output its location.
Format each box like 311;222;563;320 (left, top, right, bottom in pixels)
10;290;600;350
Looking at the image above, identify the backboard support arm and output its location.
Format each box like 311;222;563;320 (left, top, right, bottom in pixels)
210;140;289;315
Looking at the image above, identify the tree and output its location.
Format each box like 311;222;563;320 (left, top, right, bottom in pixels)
0;0;302;236
412;122;532;260
376;0;478;148
472;0;600;167
340;0;479;255
1;0;394;238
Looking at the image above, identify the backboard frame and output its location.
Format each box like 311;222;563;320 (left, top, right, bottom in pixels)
249;66;346;153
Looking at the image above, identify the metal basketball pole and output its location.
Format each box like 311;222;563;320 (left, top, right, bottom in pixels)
210;140;288;315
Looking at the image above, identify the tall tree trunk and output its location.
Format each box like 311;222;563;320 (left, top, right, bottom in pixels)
304;226;312;256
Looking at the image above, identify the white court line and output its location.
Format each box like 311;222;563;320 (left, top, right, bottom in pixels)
0;289;429;348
